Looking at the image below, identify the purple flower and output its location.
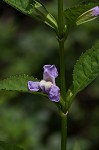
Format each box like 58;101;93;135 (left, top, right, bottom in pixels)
28;81;40;91
28;65;60;102
91;6;99;16
43;65;58;84
49;85;60;102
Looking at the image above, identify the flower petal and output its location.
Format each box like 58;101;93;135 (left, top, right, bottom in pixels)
28;81;40;91
43;65;58;84
91;6;99;16
48;85;60;102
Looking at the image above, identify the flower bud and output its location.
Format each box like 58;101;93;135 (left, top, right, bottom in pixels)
76;6;99;25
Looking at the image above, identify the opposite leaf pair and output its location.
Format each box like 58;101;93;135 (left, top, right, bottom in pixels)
3;0;99;30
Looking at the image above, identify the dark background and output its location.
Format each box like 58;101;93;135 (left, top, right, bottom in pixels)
0;0;99;150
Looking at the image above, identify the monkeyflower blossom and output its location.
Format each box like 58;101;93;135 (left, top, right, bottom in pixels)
28;65;60;102
76;6;99;25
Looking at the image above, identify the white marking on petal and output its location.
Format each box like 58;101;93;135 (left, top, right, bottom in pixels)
39;80;53;92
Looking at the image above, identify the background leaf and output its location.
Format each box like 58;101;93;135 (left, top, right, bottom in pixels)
3;0;57;29
3;0;34;15
0;141;23;150
73;42;99;95
0;75;39;92
64;3;99;27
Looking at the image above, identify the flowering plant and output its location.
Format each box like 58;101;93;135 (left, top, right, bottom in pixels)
0;0;99;150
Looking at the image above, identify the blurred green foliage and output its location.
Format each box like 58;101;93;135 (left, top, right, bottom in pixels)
0;0;99;150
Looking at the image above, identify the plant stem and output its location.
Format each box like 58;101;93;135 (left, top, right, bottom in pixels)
61;113;67;150
58;0;64;37
59;40;66;102
58;0;66;101
58;0;67;150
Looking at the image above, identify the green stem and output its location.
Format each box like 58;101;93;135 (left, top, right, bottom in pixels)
61;113;67;150
58;0;66;101
58;0;67;150
59;39;66;102
58;0;64;37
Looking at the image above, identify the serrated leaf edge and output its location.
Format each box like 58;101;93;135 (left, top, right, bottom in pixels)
73;43;99;94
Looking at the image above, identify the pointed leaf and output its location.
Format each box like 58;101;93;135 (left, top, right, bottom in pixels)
3;0;57;29
73;42;99;95
64;3;99;27
0;141;23;150
0;75;38;92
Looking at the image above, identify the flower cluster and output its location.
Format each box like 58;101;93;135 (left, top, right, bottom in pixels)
28;65;60;102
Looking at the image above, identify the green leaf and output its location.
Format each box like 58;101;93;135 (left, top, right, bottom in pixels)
0;141;23;150
64;3;99;27
0;75;38;92
73;42;99;95
3;0;57;30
